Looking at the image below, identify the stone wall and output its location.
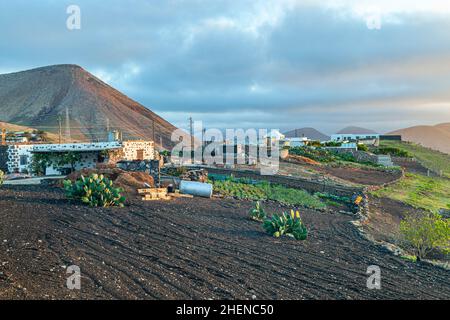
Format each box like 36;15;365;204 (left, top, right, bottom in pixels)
117;160;161;174
0;146;8;172
122;141;155;161
5;145;34;173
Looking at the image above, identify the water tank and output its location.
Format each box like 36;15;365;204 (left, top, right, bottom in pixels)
179;181;213;198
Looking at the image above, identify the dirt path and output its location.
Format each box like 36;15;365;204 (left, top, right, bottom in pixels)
0;186;449;300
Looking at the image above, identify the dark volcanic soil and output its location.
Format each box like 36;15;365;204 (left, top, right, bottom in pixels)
0;186;449;300
317;165;401;185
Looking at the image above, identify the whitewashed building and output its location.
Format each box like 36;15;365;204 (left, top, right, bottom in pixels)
0;140;155;175
331;133;380;142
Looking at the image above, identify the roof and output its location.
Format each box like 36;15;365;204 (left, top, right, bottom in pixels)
31;142;122;153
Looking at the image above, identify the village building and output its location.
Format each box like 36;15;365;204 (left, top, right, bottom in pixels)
286;137;310;147
0;140;155;175
331;133;380;142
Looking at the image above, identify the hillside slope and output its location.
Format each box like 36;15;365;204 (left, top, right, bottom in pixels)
0;121;59;142
388;123;450;154
380;140;450;178
0;65;178;148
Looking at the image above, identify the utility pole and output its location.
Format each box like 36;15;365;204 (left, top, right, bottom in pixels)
189;117;194;163
57;115;62;144
152;119;156;143
65;107;71;143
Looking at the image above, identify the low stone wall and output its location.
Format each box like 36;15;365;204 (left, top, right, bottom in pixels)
116;160;160;172
117;160;155;172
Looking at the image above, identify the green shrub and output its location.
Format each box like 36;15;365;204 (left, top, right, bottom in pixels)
263;210;308;240
400;212;450;260
357;144;369;152
63;174;126;207
289;147;336;163
315;192;352;204
333;152;356;162
249;201;266;222
374;147;411;158
322;141;342;147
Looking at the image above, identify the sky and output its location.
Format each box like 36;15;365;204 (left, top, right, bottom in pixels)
1;0;450;134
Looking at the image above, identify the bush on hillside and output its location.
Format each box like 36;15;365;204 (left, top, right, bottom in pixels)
357;144;369;152
289;147;336;163
374;147;411;158
400;212;450;260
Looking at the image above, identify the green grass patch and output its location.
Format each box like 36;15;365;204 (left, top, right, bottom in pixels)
211;179;326;210
379;141;450;178
371;173;450;213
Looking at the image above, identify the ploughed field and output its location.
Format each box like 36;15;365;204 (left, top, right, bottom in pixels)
0;186;449;300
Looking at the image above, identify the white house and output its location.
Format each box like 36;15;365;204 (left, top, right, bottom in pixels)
331;133;380;142
1;140;155;175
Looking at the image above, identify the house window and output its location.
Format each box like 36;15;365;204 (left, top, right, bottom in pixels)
20;155;28;166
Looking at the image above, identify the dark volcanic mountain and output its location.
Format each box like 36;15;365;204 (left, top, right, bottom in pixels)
0;64;178;148
284;127;330;141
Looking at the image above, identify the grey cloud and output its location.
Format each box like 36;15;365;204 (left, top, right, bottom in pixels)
0;1;449;132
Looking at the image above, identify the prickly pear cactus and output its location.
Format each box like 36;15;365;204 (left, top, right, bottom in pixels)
63;174;126;207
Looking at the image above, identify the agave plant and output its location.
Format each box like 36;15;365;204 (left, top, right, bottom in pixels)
263;210;308;240
63;174;126;208
249;201;266;222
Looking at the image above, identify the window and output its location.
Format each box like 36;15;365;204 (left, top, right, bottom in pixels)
20;155;28;166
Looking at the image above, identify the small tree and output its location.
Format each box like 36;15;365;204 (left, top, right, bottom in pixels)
31;153;53;176
400;212;450;260
56;152;82;172
357;143;369;152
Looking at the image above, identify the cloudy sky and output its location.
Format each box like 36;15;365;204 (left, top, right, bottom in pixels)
1;0;450;134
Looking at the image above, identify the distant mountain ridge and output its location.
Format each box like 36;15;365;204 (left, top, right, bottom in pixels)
388;123;450;154
0;64;178;148
284;127;330;141
337;126;378;134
